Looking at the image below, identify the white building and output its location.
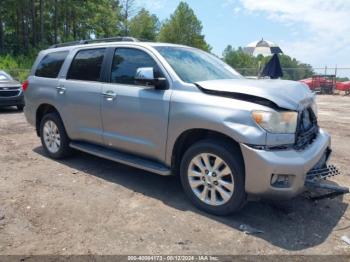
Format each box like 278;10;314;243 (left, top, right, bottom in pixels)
244;38;283;57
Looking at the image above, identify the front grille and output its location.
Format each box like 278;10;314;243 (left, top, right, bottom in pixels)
0;86;20;90
294;107;319;150
0;90;20;97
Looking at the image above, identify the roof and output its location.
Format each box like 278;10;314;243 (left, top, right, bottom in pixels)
246;38;279;48
42;40;194;55
243;38;283;57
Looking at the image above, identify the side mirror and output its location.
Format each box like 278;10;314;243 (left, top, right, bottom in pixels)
135;67;168;90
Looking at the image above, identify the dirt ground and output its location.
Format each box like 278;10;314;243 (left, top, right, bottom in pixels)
0;95;350;255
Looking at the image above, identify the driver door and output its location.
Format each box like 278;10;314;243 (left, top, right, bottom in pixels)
101;47;172;162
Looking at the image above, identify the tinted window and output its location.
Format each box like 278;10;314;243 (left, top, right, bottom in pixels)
67;48;106;81
111;48;162;85
35;51;68;78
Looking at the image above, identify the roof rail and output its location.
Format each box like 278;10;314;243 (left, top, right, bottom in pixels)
49;36;139;49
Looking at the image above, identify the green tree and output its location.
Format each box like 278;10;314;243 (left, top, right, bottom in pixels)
158;2;211;51
223;45;314;80
120;0;137;36
0;0;123;54
278;54;314;80
87;0;122;38
223;45;259;76
129;8;159;41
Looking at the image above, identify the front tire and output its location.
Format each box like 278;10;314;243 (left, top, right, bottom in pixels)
17;105;24;111
180;140;246;215
40;112;71;159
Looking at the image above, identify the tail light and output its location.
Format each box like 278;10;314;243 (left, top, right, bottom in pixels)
22;80;29;91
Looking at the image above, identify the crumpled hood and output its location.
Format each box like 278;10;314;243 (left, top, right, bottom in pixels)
195;78;315;110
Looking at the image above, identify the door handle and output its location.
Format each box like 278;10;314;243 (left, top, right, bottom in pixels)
56;85;66;94
102;90;117;101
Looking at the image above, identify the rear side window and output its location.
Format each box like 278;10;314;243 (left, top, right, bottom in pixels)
35;51;68;78
67;48;106;81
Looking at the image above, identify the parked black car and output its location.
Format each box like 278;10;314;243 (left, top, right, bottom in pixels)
0;70;24;111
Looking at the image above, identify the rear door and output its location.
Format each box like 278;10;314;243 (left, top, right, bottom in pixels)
58;48;106;144
28;50;69;109
100;47;172;162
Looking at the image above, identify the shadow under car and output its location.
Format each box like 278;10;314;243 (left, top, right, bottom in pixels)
33;146;348;251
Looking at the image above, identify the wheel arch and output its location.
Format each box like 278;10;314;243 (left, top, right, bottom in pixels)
170;128;244;176
35;104;61;137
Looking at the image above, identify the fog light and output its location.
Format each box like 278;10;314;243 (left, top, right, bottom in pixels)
271;174;292;188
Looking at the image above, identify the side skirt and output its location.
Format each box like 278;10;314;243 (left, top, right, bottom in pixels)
70;141;172;176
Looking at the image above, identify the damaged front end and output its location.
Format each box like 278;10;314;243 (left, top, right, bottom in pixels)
195;78;348;199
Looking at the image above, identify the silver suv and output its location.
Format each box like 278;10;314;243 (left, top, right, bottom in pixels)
24;38;336;215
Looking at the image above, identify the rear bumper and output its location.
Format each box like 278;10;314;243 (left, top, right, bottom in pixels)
0;93;24;107
24;102;36;126
240;129;331;199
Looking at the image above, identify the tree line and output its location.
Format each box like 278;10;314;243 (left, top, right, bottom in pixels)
223;46;314;80
0;0;210;54
0;0;313;80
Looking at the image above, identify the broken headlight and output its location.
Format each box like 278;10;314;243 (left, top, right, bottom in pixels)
252;110;298;134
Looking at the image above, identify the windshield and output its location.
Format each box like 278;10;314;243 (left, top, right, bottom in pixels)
155;46;241;83
0;71;12;81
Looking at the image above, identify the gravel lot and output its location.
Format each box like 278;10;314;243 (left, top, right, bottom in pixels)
0;95;350;255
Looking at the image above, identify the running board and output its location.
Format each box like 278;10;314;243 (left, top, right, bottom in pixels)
69;141;171;176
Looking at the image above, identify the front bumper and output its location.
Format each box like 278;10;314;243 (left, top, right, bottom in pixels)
0;93;24;107
240;128;331;198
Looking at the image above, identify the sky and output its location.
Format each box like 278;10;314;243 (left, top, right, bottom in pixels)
136;0;350;77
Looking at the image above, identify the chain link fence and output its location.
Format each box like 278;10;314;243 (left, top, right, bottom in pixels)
236;67;350;95
236;67;350;81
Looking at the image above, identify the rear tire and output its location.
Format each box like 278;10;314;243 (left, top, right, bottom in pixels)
180;139;246;216
40;112;71;159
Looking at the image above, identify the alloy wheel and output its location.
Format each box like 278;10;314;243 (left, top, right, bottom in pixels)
187;153;234;206
43;120;61;154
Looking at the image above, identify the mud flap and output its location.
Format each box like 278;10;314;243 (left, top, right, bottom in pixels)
305;164;349;200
